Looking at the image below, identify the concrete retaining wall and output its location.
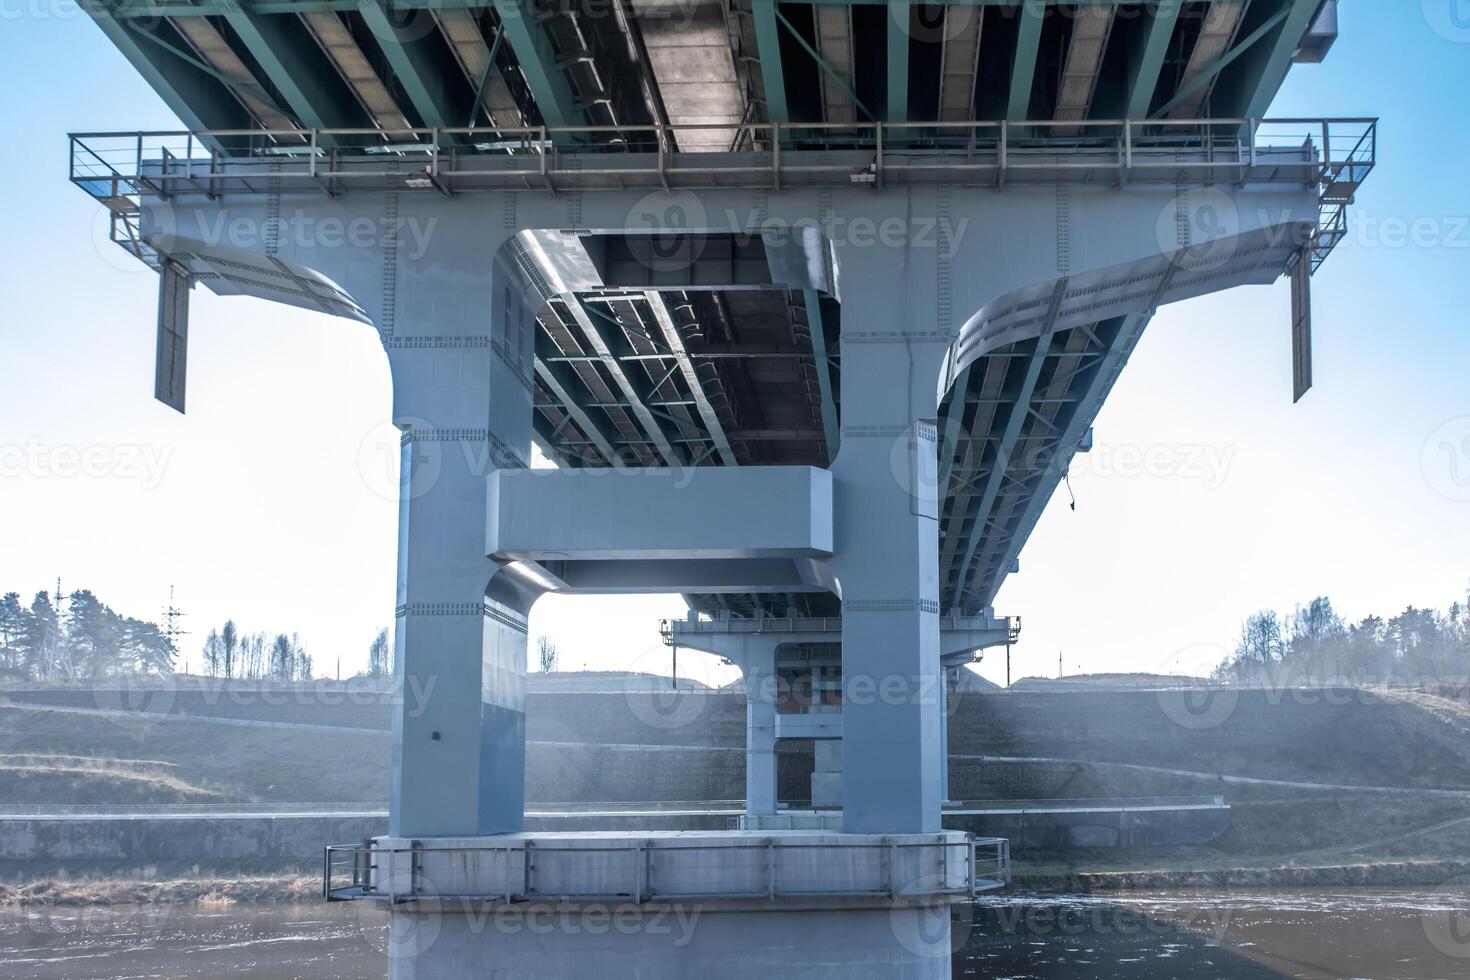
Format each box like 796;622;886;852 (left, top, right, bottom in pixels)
0;814;386;875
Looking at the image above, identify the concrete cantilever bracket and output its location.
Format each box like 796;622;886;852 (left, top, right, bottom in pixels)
487;465;834;562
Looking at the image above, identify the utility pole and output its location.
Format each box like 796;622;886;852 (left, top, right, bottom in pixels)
162;586;187;672
51;577;64;676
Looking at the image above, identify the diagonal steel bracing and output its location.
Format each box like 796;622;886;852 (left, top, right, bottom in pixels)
561;297;682;467
949;278;1067;607
642;293;738;466
356;0;470;130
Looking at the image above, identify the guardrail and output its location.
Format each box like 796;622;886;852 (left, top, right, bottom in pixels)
0;801;387;817
324;834;1009;904
0;799;750;818
69;117;1373;197
662;612;1017;638
68;117;1373;275
950;796;1227;812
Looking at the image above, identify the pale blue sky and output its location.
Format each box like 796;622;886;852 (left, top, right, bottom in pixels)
1;6;1467;682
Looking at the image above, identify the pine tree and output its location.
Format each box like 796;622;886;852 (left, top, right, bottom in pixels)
0;593;27;676
24;591;58;681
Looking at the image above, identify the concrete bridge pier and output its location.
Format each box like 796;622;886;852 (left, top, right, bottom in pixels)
143;171;1321;978
667;613;1013;820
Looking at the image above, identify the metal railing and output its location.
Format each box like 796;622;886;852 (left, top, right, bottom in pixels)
68;117;1374;274
69;118;1374;201
323;834;1009;904
0;801;386;817
949;796;1227;813
662;611;1018;639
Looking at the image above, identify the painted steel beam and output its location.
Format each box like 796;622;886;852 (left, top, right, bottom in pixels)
1122;0;1181;119
1240;0;1322;118
777;9;876;120
357;0;469;129
978;313;1147;607
85;13;252;139
887;0;910;121
490;0;582;127
487;466;834;560
120;0;1133;15
1053;4;1114;123
1151;2;1290;119
813;3;858;123
560;299;682;467
802;289;840;460
169;17;298;128
436;11;524;129
1005;0;1045;120
301;11;416;130
751;0;789;124
951;279;1066;605
532;332;625;466
642;293;738;466
937;4;984;121
221;8;365;131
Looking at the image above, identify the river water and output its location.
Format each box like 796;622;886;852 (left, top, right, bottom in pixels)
2;888;1469;978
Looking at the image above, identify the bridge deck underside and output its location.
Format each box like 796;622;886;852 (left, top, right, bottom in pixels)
530;284;1137;617
80;0;1331;618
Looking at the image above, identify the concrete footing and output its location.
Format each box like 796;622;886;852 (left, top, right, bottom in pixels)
328;830;1005;979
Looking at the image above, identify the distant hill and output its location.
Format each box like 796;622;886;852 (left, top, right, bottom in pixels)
1010;673;1210;691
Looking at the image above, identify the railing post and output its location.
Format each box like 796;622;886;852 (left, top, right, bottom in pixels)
773;128;781;191
635;839;646;904
875;123;883;189
999;121;1008;187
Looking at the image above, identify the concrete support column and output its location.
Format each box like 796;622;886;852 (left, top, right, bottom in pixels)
744;643;779;816
939;669;951;805
385;237;541;838
832;241;946;834
812;738;843;808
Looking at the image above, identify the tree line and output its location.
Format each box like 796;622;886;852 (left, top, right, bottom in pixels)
199;620;312;680
0;585;326;683
1214;589;1470;686
0;589;173;681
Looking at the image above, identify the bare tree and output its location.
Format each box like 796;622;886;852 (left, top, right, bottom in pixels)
367;628;391;678
537;635;558;673
221;620;238;679
202;628;222;677
271;633;293;679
